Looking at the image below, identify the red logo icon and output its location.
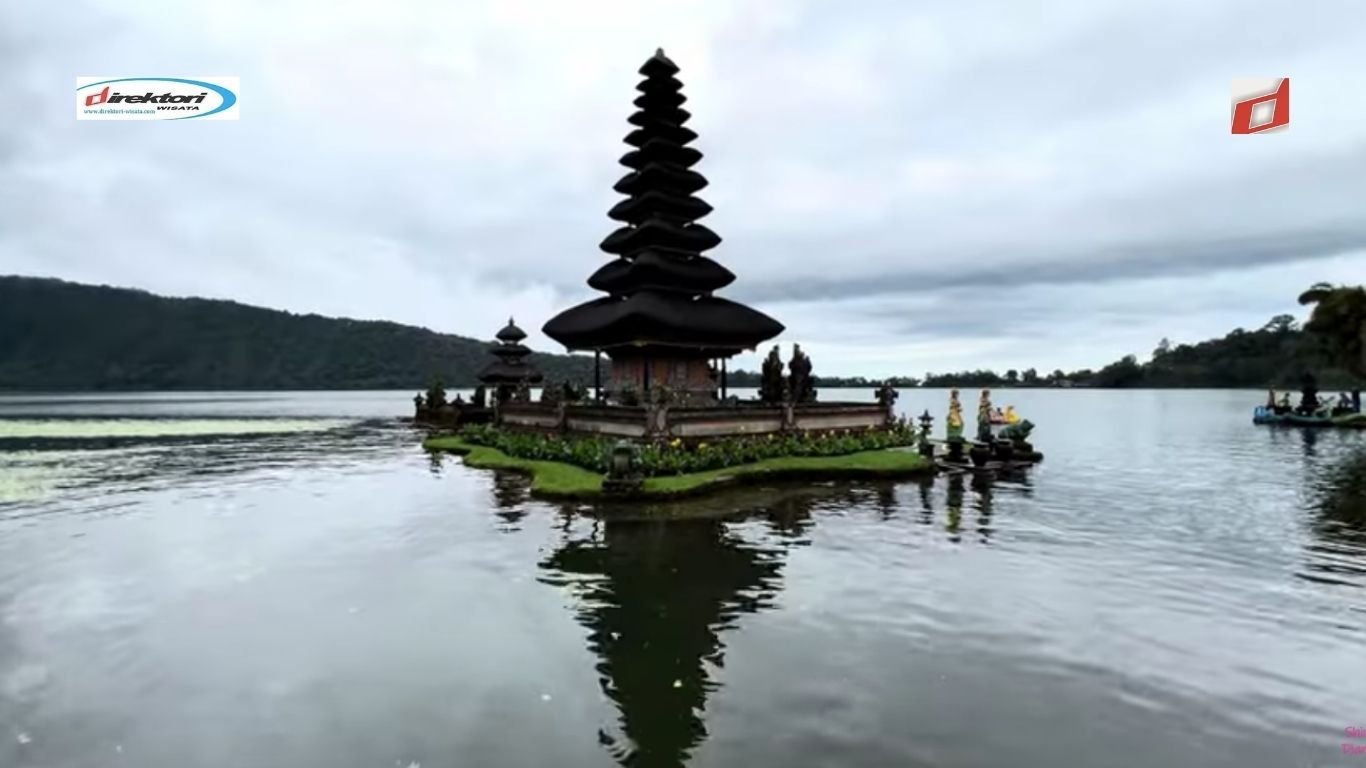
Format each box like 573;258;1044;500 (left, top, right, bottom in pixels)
1231;78;1289;134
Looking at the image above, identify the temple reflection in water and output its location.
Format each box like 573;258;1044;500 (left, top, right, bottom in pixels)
539;516;788;767
526;477;1022;767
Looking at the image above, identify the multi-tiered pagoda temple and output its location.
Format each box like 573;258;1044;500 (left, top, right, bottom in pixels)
543;49;783;404
479;318;543;403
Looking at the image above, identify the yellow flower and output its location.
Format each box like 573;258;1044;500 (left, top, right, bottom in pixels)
670;438;682;448
698;442;709;451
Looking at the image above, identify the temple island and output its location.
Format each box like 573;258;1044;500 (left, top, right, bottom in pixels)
421;50;1042;499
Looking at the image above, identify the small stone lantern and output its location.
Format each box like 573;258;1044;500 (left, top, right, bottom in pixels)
917;410;935;458
609;441;637;478
604;440;644;496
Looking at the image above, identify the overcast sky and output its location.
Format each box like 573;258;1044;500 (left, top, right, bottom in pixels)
2;0;1364;376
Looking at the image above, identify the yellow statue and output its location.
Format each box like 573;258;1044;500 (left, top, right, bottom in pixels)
947;388;964;438
1004;405;1020;424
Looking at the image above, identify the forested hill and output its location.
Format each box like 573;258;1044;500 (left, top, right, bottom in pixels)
3;276;1355;392
0;276;595;390
917;315;1363;389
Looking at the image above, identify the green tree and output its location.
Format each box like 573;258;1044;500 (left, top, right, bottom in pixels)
1005;369;1019;385
1299;283;1366;378
1261;314;1298;334
1153;337;1171;359
1021;368;1039;386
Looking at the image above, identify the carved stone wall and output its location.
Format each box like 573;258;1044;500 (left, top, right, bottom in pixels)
495;401;887;440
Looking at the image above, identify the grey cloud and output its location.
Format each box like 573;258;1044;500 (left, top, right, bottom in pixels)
2;0;1364;375
740;222;1366;305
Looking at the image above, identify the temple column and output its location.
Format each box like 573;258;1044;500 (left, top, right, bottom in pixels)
721;358;727;400
594;349;602;402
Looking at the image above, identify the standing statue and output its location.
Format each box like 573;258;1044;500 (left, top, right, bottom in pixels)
875;381;899;427
413;393;425;419
874;381;899;408
1297;372;1320;415
759;345;785;403
787;344;816;403
946;389;964;440
976;389;993;442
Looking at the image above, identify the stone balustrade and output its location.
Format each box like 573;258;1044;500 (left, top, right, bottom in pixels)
496;401;892;440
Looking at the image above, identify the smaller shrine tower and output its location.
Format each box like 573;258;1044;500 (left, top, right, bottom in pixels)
478;318;544;404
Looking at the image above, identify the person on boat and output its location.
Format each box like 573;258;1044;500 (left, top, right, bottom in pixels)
1266;389;1277;409
1296;372;1320;416
1004;405;1020;424
1333;392;1354;416
990;407;1007;424
1277;392;1292;413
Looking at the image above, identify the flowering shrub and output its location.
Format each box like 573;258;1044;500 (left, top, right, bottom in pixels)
457;421;918;477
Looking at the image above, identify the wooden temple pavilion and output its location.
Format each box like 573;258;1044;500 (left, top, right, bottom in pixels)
542;49;783;405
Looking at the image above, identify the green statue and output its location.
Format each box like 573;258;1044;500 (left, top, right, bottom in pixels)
1001;419;1034;441
976;388;993;442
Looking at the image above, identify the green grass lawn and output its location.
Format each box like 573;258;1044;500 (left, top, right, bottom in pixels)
422;436;604;497
422;436;932;500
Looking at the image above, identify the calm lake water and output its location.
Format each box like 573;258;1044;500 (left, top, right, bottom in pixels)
1;389;1363;768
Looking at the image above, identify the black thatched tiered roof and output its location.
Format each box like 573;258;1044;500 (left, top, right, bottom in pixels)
478;318;544;384
542;49;783;356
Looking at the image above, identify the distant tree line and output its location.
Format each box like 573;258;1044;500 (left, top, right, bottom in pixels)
4;276;1362;392
735;311;1363;390
917;314;1360;389
0;276;598;390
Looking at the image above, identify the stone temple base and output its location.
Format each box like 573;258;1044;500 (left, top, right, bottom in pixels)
496;401;892;441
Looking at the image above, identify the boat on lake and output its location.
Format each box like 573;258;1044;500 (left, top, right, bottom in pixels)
1252;406;1366;428
1254;374;1362;428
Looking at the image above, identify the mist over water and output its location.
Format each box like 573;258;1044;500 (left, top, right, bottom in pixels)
0;390;1363;768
